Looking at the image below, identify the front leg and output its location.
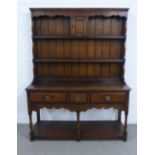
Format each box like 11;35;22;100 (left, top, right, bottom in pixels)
118;110;121;122
123;111;128;141
76;111;80;141
28;111;34;141
37;109;40;123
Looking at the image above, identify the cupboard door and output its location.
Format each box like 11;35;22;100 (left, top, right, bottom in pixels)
71;17;88;36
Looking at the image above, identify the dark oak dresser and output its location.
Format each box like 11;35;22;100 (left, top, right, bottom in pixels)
26;8;130;141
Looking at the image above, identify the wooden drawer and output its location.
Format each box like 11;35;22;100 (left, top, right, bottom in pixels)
70;93;87;103
30;92;66;102
91;93;127;103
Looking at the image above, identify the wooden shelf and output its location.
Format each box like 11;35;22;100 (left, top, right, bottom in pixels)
33;36;126;40
33;59;125;63
32;121;124;140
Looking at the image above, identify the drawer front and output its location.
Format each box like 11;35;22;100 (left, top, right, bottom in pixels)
70;93;87;103
91;93;127;103
30;92;66;102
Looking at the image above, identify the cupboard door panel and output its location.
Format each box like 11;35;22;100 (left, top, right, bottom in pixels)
71;17;88;36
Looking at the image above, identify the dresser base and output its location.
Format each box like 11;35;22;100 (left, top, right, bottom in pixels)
30;121;126;141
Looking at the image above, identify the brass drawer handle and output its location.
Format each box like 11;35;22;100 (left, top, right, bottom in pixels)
74;97;82;103
104;96;112;101
44;95;51;101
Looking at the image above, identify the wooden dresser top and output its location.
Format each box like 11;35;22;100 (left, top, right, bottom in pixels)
28;8;129;90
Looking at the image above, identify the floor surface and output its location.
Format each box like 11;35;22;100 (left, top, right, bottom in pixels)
17;124;137;155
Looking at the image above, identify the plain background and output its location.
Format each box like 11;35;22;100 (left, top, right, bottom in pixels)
17;0;137;124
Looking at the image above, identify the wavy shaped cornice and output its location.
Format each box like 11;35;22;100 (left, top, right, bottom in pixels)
31;8;128;18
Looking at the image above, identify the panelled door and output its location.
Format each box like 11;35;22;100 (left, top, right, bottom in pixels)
71;17;88;36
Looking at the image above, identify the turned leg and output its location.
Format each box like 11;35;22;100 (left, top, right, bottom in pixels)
28;111;34;141
76;111;80;141
123;111;128;141
118;110;121;122
37;109;40;123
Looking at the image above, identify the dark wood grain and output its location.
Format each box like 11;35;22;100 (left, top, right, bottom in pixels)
26;8;130;141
